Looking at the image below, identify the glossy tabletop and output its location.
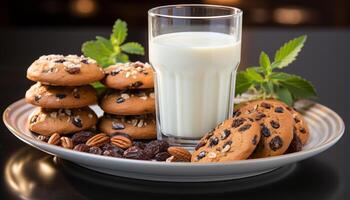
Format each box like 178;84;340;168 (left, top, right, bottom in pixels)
0;28;348;199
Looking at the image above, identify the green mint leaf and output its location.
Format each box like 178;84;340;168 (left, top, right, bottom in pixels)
251;66;265;73
82;37;115;67
259;51;271;73
273;35;307;69
115;53;129;63
261;82;274;94
269;72;292;80
111;19;128;46
235;71;253;95
277;74;317;100
245;68;264;83
275;86;293;106
121;42;145;55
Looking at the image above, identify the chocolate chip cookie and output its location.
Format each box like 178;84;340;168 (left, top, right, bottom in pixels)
28;107;98;136
236;99;294;158
25;82;97;108
98;114;156;139
27;55;104;86
103;62;154;90
191;117;261;162
100;89;155;115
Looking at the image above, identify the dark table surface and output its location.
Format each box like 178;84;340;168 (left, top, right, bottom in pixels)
0;27;348;200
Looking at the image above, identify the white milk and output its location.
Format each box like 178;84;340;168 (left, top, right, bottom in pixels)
149;32;241;138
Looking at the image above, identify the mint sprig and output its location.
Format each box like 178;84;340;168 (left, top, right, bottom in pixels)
82;19;145;68
235;35;317;106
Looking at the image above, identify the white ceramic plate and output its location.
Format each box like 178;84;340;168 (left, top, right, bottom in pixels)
3;99;345;182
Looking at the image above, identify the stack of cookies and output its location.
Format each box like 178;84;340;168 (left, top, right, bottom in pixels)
98;61;157;140
25;55;105;136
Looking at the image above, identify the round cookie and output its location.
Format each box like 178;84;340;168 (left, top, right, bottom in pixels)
191;118;261;163
100;89;155;115
27;55;104;86
98;114;156;139
103;61;154;90
25;82;98;108
28;107;98;136
236;99;294;158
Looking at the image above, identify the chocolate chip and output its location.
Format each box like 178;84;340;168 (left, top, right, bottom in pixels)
65;67;80;74
238;124;252;132
269;136;283;151
232;118;246;128
30;115;38;124
197;151;206;160
260;124;271;137
221;129;231;139
255;113;266;121
275;107;284;113
73;93;80;99
54;59;65;63
81;59;89;64
55;94;66;99
205;130;214;139
130;81;143;88
112;122;125;130
300;127;306;133
143;72;149;75
223;140;232;147
209;137;219;147
195;140;206;150
72;117;83;128
248;118;254;122
110;69;121;76
116;97;125;103
34;95;41;102
270;120;280;129
252;135;258;145
294;117;300;123
233;110;241;117
261;102;271;109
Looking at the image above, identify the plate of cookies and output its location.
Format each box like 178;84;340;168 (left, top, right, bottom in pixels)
3;53;345;182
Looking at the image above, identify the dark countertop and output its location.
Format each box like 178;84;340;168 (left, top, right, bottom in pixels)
0;28;348;200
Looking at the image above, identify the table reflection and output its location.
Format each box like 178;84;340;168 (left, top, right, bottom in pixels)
4;146;344;199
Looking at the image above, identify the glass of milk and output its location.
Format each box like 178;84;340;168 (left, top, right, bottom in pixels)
148;4;242;148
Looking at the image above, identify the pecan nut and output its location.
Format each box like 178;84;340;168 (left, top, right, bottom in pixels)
110;134;133;149
48;133;60;145
60;137;73;149
86;133;110;147
167;147;191;162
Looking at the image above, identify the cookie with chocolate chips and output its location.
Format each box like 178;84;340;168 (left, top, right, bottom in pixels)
28;107;98;136
25;82;97;108
99;89;155;115
191;117;261;163
103;62;154;90
236;99;294;158
98;114;156;139
290;109;309;146
27;55;104;86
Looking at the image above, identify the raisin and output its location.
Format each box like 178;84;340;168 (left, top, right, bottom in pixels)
255;113;266;121
37;135;49;142
260;124;271;137
144;140;169;158
55;94;66;99
72;117;83;128
81;59;89;64
116;97;125;103
101;143;124;155
54;59;65;63
209;137;219;147
71;131;95;145
34;95;41;102
73;144;90;152
275;107;284;113
252;135;258;145
221;129;231;139
133;141;146;149
112;122;125;130
65;67;80;74
103;150;122;157
261;102;271;109
300;127;306;133
30;115;38;124
269;136;283;151
130;81;143;88
232;118;246;128
195;140;206;150
238;124;251;132
89;146;103;155
154;152;171;161
197;151;207;160
124;146;149;160
270;120;280;129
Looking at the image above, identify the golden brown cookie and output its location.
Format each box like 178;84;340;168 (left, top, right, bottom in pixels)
103;62;154;90
25;82;98;108
28;107;98;136
99;89;155;115
98;114;156;139
27;55;104;86
236;99;294;158
191;118;261;163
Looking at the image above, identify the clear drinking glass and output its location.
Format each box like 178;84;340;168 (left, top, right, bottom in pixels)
148;4;242;148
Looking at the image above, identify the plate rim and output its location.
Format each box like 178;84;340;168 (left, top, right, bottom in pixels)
2;98;346;167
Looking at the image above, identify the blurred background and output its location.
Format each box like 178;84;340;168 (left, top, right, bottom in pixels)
0;0;349;27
